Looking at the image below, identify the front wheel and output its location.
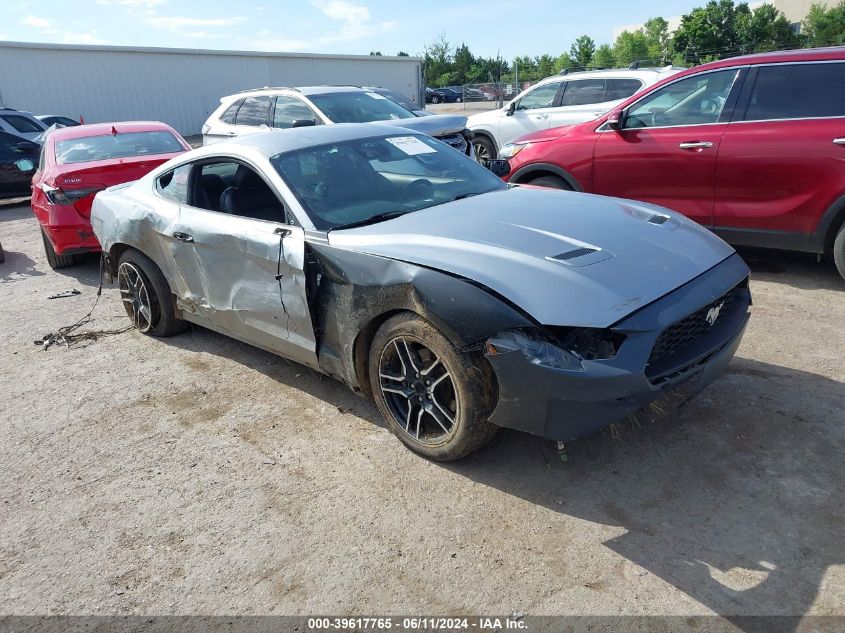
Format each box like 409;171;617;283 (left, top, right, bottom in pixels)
430;95;441;104
526;175;573;190
369;313;499;461
472;136;496;162
117;249;186;337
456;96;463;103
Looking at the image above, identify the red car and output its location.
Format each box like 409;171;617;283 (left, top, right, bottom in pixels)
31;121;190;269
492;47;845;280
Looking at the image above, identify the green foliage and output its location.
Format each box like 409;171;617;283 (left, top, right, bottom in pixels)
396;51;410;57
803;1;845;46
593;44;616;68
570;35;596;67
613;30;650;66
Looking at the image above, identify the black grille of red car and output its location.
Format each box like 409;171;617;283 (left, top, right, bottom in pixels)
648;286;741;367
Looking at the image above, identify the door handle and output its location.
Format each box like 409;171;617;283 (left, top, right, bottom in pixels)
834;138;845;145
533;114;549;120
172;232;194;243
679;141;714;150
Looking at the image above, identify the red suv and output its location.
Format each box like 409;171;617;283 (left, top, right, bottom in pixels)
493;47;845;280
31;121;190;269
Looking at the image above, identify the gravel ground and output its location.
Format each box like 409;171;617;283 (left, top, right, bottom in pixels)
1;199;843;623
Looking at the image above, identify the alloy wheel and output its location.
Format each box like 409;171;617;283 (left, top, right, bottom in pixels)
473;142;490;162
378;337;458;444
118;262;153;333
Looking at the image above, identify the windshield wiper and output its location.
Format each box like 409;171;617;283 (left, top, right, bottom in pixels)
451;191;485;202
332;210;409;231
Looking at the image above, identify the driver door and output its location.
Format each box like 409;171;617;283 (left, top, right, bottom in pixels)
168;159;318;368
498;81;563;147
592;68;743;227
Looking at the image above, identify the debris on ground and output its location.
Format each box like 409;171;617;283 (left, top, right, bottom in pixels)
47;289;82;300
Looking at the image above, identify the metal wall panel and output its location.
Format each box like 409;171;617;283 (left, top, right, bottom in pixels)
0;42;423;135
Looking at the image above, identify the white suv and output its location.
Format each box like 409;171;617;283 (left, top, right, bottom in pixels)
203;86;474;156
468;67;682;160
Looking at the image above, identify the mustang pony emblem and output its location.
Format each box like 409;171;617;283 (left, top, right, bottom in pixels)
706;302;725;326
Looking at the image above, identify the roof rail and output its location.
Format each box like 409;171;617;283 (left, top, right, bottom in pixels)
235;86;299;94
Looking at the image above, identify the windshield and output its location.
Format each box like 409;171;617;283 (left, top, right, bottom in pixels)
55;131;184;165
271;134;506;230
308;91;416;123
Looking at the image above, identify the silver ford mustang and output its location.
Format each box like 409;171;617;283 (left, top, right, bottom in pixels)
91;123;751;461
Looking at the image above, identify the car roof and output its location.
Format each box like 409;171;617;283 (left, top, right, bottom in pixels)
46;121;178;140
224;85;371;101
536;67;677;85
690;45;845;72
197;122;423;158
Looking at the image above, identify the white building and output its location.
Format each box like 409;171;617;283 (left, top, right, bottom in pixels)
0;41;423;135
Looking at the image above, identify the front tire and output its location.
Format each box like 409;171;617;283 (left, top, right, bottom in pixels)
527;175;573;190
834;222;845;281
369;313;499;461
431;95;441;104
472;135;496;162
41;228;76;269
117;249;186;337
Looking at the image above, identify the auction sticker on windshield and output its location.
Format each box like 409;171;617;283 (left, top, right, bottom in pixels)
387;136;437;155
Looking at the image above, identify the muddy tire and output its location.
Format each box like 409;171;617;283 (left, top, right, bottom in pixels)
527;175;572;190
41;228;75;269
117;249;186;337
368;312;499;461
834;222;845;282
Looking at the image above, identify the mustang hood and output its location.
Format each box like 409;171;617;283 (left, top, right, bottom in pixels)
328;187;736;327
378;114;468;137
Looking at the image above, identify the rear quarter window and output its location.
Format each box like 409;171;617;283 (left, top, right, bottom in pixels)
220;99;243;124
608;78;643;100
234;96;272;126
743;62;845;121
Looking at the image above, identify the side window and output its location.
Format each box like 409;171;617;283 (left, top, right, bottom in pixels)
516;83;561;110
743;62;845;121
234;96;272;126
625;69;740;129
220;99;243;124
196;160;285;223
273;96;322;129
607;78;643;101
560;80;608;106
0;115;43;134
156;163;191;203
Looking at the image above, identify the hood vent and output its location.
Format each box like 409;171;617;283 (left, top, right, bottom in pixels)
550;247;598;261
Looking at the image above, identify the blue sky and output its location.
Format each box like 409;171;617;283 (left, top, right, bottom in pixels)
4;0;703;58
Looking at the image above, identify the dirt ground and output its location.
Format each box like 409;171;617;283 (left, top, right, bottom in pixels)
1;199;843;626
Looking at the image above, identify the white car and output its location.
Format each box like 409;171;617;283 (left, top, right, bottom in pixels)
202;86;474;157
0;108;48;141
469;67;682;160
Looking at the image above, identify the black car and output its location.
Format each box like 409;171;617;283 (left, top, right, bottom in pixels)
426;88;463;104
0;130;38;199
362;86;428;115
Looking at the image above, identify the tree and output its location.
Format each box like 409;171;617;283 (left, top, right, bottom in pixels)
396;51;409;56
643;17;671;62
803;1;845;46
593;44;616;68
569;35;595;68
672;0;743;63
735;3;801;52
553;52;574;74
613;30;650;66
536;53;555;77
423;33;452;87
453;43;474;85
369;51;383;56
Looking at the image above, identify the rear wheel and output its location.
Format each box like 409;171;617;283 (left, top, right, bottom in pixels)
117;249;186;337
41;228;76;269
369;313;499;461
833;222;845;281
527;175;573;190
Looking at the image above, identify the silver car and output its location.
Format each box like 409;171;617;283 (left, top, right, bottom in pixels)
91;123;750;461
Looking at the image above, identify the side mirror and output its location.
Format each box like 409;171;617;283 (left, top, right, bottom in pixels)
292;119;316;128
606;108;624;131
506;101;516;116
15;158;35;173
16;142;35;154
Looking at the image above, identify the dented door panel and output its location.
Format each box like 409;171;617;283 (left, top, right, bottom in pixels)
171;205;318;367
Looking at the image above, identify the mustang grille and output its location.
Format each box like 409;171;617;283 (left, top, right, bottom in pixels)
648;287;740;367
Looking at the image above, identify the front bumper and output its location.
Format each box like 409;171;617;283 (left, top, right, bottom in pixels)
484;254;751;441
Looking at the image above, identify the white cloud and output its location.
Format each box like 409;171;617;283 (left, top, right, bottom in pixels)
145;15;246;29
22;15;51;28
97;0;165;6
310;0;395;42
61;31;109;45
182;31;215;39
249;30;312;52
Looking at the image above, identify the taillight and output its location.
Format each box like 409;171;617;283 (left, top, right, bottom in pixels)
41;183;105;206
